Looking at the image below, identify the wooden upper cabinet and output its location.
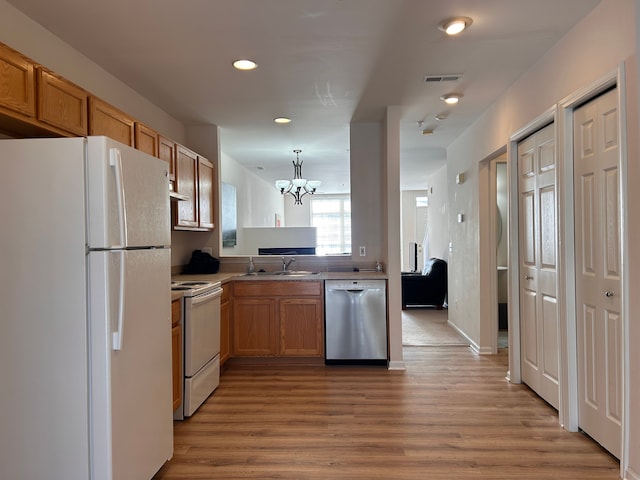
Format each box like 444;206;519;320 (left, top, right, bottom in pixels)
198;156;214;230
0;43;36;118
158;135;177;191
37;68;88;136
175;144;199;229
134;122;158;157
88;96;135;146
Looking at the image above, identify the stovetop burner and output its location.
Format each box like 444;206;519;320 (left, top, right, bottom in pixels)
171;279;221;297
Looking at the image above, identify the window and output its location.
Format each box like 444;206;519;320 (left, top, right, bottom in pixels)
310;196;351;255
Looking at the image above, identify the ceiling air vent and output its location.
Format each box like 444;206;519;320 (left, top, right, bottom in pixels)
424;74;462;83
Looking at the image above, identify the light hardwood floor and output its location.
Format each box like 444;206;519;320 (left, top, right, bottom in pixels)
153;347;619;479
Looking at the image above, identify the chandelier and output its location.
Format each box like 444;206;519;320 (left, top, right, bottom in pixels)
275;149;321;205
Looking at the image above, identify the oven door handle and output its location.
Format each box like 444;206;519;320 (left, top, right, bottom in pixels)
191;287;222;305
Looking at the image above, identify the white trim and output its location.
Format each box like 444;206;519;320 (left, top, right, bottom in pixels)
558;65;627;475
387;360;406;371
448;321;479;353
626;466;640;480
478;149;507;356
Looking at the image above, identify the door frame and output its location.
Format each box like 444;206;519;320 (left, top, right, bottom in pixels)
478;148;506;355
558;66;629;474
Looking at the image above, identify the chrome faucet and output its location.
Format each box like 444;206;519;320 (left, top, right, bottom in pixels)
282;256;296;271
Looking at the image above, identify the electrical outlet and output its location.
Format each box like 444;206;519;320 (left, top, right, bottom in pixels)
201;247;213;256
359;246;366;256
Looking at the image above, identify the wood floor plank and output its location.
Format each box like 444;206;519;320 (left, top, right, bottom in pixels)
153;347;619;479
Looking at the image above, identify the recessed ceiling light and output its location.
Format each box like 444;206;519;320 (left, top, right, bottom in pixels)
435;113;448;121
232;59;257;70
439;17;473;36
274;117;292;124
440;93;463;105
421;128;434;135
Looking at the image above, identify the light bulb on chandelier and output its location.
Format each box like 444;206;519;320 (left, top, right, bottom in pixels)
275;149;321;205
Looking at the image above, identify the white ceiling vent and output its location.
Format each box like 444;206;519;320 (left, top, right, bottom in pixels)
424;74;462;83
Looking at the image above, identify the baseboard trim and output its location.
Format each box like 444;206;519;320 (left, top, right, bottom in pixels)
388;360;406;371
447;320;479;353
626;466;640;480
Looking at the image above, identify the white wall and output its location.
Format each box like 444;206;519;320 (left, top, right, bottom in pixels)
446;0;639;474
0;1;184;143
350;122;384;263
424;165;449;262
220;151;285;256
283;196;311;226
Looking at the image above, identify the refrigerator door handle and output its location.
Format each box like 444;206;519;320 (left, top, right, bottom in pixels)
109;148;128;248
112;251;126;350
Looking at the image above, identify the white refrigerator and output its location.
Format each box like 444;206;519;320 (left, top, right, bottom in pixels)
0;137;174;479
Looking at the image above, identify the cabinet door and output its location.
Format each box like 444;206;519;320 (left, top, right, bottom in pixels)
88;96;135;146
174;145;199;228
279;298;323;356
134;122;158;157
198;156;214;229
0;43;35;118
158;135;177;191
220;286;231;365
233;298;277;356
171;323;182;411
171;298;182;411
37;68;88;136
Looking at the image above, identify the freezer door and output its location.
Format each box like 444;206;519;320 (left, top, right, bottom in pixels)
86;136;171;249
88;248;173;480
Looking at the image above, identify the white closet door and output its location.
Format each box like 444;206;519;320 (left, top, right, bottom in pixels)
573;87;622;458
518;123;560;409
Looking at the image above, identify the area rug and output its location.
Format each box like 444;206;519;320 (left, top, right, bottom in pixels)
402;308;469;346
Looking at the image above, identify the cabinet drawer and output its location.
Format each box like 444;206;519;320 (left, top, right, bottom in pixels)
233;280;321;297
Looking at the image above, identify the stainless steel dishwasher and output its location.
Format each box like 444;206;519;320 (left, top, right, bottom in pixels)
324;279;388;365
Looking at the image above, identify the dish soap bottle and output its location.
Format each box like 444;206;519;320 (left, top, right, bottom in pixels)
247;256;255;274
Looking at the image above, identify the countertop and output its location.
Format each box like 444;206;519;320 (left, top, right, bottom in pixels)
172;271;387;284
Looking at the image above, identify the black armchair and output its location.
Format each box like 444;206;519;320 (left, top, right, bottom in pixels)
401;258;448;309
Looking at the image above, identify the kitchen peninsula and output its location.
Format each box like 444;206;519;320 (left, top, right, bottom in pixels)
173;268;388;366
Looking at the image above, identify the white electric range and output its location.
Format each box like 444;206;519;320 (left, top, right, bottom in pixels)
171;280;222;419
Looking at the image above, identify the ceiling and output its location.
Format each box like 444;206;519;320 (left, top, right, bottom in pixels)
8;0;600;192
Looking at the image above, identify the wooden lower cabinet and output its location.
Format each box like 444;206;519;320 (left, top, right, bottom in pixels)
232;281;323;358
171;297;182;411
233;298;277;356
279;298;323;356
219;283;231;366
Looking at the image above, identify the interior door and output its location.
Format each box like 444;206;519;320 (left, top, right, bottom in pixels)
573;87;622;458
518;123;560;409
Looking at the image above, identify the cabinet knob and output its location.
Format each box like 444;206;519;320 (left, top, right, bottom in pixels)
525;275;534;280
604;291;614;298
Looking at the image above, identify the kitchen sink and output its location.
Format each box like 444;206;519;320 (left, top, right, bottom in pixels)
242;271;320;277
272;270;319;276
